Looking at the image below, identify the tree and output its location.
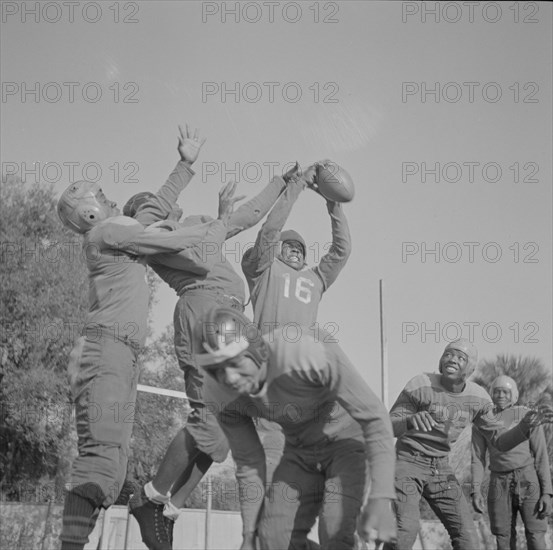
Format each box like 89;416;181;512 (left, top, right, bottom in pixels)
0;175;168;503
472;354;553;407
0;175;88;501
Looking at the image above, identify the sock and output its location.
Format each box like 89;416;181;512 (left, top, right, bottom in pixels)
144;481;171;505
163;500;182;521
60;483;105;549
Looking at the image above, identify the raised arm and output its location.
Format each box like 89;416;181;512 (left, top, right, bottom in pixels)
134;124;206;226
139;181;245;274
224;176;287;239
474;404;553;452
103;181;241;262
241;177;306;279
314;201;351;290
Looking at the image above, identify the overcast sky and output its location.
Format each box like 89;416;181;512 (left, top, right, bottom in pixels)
2;1;551;404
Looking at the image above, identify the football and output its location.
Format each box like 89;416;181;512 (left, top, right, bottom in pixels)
315;162;355;202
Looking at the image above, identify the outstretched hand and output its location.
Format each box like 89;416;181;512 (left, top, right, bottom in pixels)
357;498;397;549
302;159;333;197
521;405;553;428
178;123;207;164
217;181;246;224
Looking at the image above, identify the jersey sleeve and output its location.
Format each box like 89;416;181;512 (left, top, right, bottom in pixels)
225;176;286;239
241;179;304;280
99;217;226;259
133;161;195;226
322;341;396;499
529;425;553;496
473;406;531;451
470;425;488;495
144;219;228;273
313;202;352;290
389;383;421;438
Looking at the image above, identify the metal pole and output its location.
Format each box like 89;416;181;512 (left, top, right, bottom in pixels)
379;279;389;408
205;475;212;550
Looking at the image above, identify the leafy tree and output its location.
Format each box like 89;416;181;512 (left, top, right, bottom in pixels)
0;175;167;503
0;175;88;500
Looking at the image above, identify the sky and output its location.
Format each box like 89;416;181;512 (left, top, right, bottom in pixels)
1;1;551;405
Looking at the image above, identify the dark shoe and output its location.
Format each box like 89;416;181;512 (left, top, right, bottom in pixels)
129;487;174;550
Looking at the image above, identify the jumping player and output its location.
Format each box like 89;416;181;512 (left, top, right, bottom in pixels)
126;139;302;550
471;375;552;550
241;160;351;338
241;163;351;484
56;140;238;550
386;339;553;550
194;306;397;550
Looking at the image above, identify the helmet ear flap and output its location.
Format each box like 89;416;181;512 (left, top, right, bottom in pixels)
57;181;107;234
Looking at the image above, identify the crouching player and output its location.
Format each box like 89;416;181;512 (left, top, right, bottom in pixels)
194;307;397;550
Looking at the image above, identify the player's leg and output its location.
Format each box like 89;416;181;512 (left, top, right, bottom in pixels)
318;438;366;550
424;461;478;550
130;295;229;549
487;471;516;550
517;467;548;550
61;337;138;550
384;451;426;550
257;446;324;549
167;449;213;509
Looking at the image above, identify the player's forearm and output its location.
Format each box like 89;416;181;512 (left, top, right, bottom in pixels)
327;202;352;262
236;468;266;534
259;181;303;243
470;430;487;493
134;161;194;226
365;438;397;499
243;183;302;274
314;203;352;289
225;176;287;239
486;422;529;451
389;398;417;438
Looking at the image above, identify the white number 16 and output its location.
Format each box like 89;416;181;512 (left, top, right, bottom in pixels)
282;273;314;304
